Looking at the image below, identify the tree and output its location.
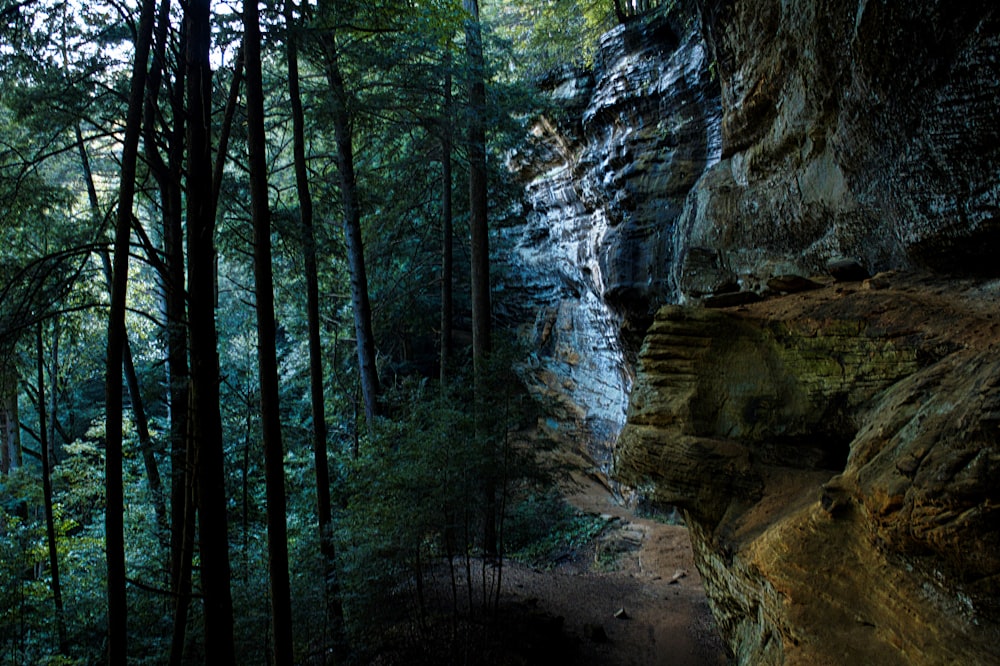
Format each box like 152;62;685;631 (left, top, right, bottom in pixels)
185;0;237;661
440;52;455;385
316;10;381;426
463;0;496;556
105;0;158;659
36;324;67;654
283;0;347;644
0;366;20;474
245;0;295;660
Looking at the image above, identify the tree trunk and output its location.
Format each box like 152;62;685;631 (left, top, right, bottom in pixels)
105;0;157;658
46;317;59;465
186;0;237;661
0;367;19;474
245;3;295;662
464;0;496;557
136;4;198;650
124;338;166;524
37;326;67;654
464;0;491;373
284;0;347;645
100;251;168;528
440;52;454;385
322;39;380;426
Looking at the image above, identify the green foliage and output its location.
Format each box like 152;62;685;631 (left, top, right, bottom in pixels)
505;490;608;568
0;0;625;660
332;388;478;640
489;0;617;77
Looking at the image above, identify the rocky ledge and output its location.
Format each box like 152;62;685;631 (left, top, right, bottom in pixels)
616;272;1000;664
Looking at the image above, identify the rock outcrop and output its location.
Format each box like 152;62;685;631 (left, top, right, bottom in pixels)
507;1;1000;662
674;0;1000;294
617;274;1000;663
502;11;721;461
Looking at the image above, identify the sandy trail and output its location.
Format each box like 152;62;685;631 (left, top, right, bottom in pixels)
498;464;729;666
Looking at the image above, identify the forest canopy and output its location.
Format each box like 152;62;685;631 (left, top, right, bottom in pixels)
0;0;656;662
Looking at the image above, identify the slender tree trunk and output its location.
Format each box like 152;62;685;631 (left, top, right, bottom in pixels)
153;19;195;664
440;53;454;385
212;46;244;216
105;0;157;659
83;129;166;529
46;317;59;464
100;251;168;528
37;326;67;654
137;4;199;649
186;0;237;661
322;39;380;426
124;339;166;523
464;0;491;372
245;3;295;662
1;367;20;474
284;0;346;645
169;393;197;666
463;0;496;557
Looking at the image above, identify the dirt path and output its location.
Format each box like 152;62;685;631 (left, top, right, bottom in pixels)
500;464;729;665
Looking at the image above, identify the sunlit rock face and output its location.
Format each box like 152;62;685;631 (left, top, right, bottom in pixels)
509;3;999;661
502;13;721;463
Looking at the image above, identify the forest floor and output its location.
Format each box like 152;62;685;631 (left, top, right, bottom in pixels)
371;452;731;666
495;455;731;666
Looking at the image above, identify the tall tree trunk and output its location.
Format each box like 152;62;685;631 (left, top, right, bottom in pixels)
284;0;346;644
105;0;157;659
46;317;59;465
464;0;491;372
463;0;495;557
83;130;166;527
37;326;67;654
100;251;168;528
440;52;454;385
124;338;166;523
245;3;295;662
144;15;197;661
322;39;380;426
186;0;237;661
135;5;198;649
1;367;20;474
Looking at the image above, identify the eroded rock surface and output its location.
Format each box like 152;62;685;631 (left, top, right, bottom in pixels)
502;11;721;461
617;275;1000;664
507;3;1000;662
674;0;1000;294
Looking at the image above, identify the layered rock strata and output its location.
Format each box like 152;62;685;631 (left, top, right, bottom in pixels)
503;12;721;460
508;3;1000;661
674;1;1000;297
617;274;1000;663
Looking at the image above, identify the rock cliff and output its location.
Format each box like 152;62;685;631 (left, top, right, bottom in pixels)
617;275;1000;663
503;10;721;463
507;0;1000;663
674;0;1000;294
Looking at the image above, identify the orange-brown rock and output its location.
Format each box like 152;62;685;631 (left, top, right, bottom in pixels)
616;274;1000;664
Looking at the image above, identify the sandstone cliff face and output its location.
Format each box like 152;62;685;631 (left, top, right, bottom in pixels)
617;276;1000;664
675;1;1000;293
503;12;721;460
508;2;1000;662
620;5;1000;662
